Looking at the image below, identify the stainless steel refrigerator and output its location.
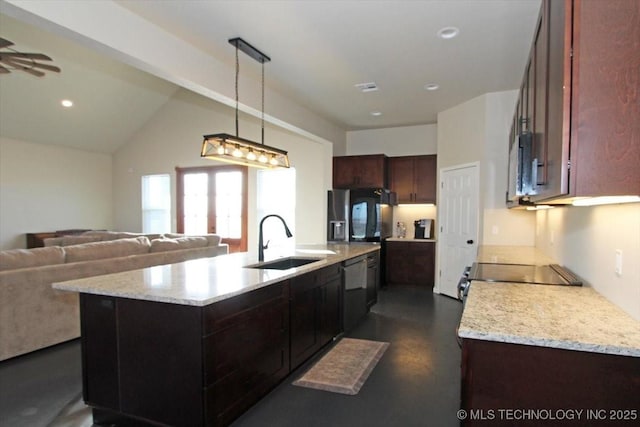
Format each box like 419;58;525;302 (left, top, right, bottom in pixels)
327;188;393;243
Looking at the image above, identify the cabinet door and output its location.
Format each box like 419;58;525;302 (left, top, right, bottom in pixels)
414;155;437;203
533;2;549;188
385;241;410;285
80;294;119;410
318;276;341;345
118;299;203;427
407;242;435;287
333;156;358;188
366;254;379;308
357;155;387;188
388;157;415;203
534;0;571;201
570;0;640;197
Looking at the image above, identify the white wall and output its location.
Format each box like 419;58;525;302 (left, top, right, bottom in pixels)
437;91;536;247
536;203;640;320
0;137;112;249
113;88;331;251
346;124;437;156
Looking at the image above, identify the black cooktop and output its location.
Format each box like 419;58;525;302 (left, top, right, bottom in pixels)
469;263;582;286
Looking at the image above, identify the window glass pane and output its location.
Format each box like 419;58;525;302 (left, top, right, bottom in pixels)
215;171;242;238
141;174;170;233
257;168;296;256
183;173;208;235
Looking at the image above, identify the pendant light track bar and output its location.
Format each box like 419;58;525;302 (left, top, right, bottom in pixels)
228;38;270;63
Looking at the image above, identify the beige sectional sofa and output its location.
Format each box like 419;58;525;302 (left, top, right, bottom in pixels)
0;232;229;361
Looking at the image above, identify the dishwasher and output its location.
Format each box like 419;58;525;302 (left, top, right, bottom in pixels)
342;255;368;332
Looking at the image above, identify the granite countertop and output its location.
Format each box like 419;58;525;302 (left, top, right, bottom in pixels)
458;281;640;357
53;244;379;307
476;245;555;265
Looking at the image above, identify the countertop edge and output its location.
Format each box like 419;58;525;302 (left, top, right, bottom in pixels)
457;329;640;358
53;245;380;307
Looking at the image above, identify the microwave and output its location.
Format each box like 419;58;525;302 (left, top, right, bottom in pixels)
506;131;536;206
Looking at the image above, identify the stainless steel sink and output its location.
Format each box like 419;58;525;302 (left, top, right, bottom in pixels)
245;257;323;270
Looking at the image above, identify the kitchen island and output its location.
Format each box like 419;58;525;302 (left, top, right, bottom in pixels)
53;244;380;427
458;246;640;426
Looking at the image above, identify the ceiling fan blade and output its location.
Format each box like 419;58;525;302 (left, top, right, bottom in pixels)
0;65;10;73
13;65;45;77
0;38;14;49
0;52;52;60
6;57;61;72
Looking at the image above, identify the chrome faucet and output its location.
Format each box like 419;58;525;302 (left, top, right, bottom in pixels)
258;214;293;262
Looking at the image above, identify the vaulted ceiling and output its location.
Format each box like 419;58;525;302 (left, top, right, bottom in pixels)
0;0;541;153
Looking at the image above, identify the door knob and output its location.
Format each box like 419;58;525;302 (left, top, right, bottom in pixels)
466;240;474;244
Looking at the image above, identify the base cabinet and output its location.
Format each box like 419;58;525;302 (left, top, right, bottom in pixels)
461;339;640;426
80;282;290;427
290;264;342;371
385;241;435;287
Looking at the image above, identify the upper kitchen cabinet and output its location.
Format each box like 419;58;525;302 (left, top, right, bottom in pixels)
388;155;437;204
333;154;388;189
530;0;640;203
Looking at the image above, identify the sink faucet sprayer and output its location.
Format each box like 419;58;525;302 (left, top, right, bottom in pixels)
258;214;293;262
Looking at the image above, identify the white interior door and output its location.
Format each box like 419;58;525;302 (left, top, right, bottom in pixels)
438;163;479;298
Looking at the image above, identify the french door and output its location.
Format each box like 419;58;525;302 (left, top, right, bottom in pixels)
176;165;247;253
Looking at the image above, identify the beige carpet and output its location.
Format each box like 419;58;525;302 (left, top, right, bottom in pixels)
293;338;390;395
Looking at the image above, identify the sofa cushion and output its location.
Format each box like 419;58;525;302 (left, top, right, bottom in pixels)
43;237;64;247
0;246;66;271
61;235;102;246
150;236;209;253
163;233;221;246
64;236;151;263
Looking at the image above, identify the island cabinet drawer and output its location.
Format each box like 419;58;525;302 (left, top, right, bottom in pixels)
322;263;342;282
203;281;289;335
204;343;289;427
203;299;289;385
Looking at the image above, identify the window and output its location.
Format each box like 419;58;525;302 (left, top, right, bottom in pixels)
176;165;248;253
257;168;296;257
141;174;171;233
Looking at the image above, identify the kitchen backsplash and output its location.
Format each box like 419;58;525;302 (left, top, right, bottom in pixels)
392;205;437;238
535;202;640;321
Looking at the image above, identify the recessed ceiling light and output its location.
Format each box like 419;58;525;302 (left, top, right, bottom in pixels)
437;27;460;39
61;99;74;108
370;111;382;116
355;82;379;92
424;83;440;91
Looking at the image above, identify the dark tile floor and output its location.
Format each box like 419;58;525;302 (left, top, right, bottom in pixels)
0;286;463;427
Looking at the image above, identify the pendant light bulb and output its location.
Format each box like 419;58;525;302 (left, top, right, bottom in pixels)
246;150;257;161
232;144;243;158
258;152;268;163
269;155;279;166
217;143;226;155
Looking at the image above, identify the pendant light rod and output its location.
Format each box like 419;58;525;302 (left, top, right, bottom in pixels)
228;38;271;64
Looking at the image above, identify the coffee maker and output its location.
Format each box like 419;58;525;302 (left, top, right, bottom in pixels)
413;219;434;239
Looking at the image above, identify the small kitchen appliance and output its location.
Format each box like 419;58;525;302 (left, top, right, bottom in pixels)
413;219;434;239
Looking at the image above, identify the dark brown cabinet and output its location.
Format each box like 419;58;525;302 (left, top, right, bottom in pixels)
511;0;640;204
461;338;640;426
80;282;290;427
366;251;379;309
333;154;387;189
290;264;342;370
385;241;435;287
388;155;437;204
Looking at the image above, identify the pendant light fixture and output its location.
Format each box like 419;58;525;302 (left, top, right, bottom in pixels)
201;38;290;169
